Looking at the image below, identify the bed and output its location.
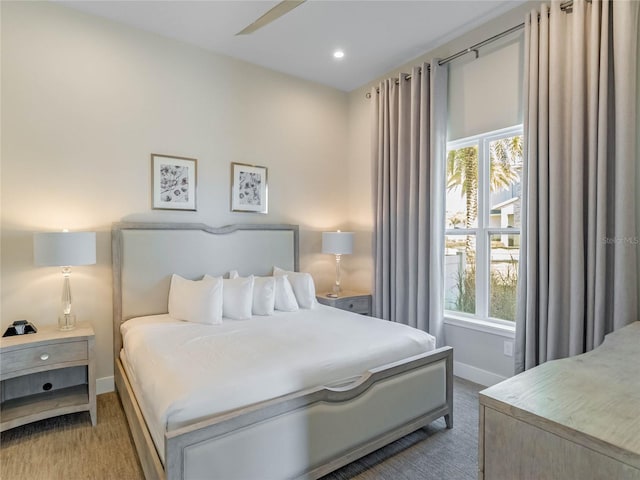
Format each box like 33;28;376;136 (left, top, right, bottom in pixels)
112;222;453;480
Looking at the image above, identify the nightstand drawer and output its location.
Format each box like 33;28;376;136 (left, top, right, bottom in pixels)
317;292;372;315
1;341;88;377
334;296;371;314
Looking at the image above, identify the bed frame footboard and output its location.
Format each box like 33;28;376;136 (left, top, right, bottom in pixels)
116;346;453;480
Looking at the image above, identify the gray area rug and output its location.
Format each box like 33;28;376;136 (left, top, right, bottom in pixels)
323;377;481;480
0;378;482;480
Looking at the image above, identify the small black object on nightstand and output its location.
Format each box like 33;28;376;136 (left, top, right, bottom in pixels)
3;320;37;337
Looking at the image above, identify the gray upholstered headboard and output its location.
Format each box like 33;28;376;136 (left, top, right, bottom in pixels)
111;222;299;358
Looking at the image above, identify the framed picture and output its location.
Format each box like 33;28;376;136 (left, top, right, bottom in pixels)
231;162;268;214
151;154;197;211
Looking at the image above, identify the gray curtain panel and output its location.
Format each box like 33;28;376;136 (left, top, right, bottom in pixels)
371;62;448;345
516;0;639;372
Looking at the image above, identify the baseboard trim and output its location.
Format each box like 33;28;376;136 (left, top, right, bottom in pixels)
97;376;115;395
453;361;507;387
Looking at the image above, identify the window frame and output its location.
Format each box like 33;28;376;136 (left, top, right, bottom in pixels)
444;125;523;329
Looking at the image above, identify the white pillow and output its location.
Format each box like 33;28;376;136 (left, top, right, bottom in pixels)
273;266;317;309
168;274;223;325
252;276;276;316
274;275;299;312
218;275;254;320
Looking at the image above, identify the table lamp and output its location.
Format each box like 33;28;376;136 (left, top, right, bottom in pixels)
322;231;354;298
34;231;96;330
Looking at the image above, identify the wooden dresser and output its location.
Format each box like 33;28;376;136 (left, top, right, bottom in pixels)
479;322;640;480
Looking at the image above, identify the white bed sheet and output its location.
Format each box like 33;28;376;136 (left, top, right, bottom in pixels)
120;305;436;461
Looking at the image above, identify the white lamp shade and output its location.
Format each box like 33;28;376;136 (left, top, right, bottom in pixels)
322;231;354;255
34;232;96;267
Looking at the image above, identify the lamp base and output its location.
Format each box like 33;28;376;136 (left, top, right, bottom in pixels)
58;314;76;331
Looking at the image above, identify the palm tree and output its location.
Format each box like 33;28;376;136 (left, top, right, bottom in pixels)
447;135;523;227
489;135;523;193
447;146;478;228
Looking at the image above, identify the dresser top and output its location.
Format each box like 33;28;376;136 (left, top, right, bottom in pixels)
480;322;640;466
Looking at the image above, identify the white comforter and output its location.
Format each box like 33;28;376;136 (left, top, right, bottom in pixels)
121;306;436;457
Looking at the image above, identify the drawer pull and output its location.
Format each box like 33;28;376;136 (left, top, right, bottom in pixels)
349;304;354;309
40;353;50;361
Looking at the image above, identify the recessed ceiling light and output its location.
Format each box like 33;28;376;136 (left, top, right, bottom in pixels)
333;50;345;59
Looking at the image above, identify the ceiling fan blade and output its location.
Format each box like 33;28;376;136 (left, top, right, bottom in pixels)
236;0;306;35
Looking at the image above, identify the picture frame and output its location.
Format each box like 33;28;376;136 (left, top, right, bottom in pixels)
151;154;197;211
231;162;268;214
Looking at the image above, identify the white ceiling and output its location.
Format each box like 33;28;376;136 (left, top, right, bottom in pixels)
59;0;526;92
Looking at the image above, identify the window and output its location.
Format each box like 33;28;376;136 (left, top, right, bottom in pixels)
444;126;523;324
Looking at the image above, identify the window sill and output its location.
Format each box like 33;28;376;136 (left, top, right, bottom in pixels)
444;314;515;339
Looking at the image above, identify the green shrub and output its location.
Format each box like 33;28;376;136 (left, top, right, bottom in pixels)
489;261;518;321
454;264;476;314
453;260;518;321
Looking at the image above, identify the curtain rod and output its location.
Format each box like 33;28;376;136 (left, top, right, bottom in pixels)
437;21;524;66
437;0;580;66
365;0;580;98
364;22;523;98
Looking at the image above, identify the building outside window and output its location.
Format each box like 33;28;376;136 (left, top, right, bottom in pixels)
444;125;523;325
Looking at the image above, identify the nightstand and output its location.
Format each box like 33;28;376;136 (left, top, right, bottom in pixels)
0;322;96;432
316;291;372;316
